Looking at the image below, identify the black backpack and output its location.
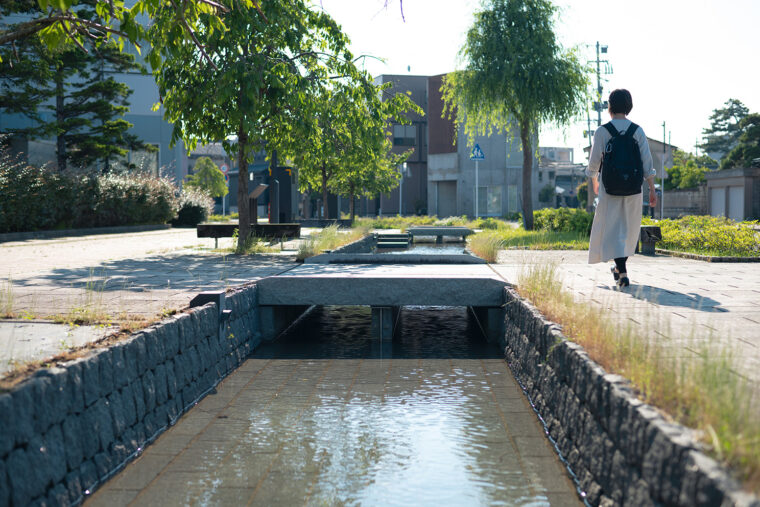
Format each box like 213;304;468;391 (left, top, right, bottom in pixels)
601;122;644;196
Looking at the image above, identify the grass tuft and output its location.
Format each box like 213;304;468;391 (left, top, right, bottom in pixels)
517;262;760;492
296;224;370;261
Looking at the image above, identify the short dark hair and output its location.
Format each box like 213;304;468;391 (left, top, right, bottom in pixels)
608;89;633;115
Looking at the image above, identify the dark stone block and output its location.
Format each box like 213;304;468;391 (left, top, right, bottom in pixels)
93;451;112;480
10;382;35;446
7;447;35;506
154;364;169;405
130;379;146;422
0;394;14;457
81;356;100;407
165;359;178;399
173;353;188;388
188;346;200;381
44;424;68;484
163;320;180;358
143;329;161;370
29;375;55;434
0;459;8;507
78;460;98;496
62;415;85;472
65;470;83;505
176;312;195;351
108;390;128;438
63;362;85;415
120;427;138;458
111;344;128;388
142;369;157;413
97;349;115;397
120;384;137;427
47;482;69;507
121;338;139;383
84;399;114;457
142;411;158;440
25;434;53;499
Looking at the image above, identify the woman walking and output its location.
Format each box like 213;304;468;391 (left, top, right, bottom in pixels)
586;89;658;287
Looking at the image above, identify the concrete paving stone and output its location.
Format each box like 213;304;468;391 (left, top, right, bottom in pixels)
83;487;140;506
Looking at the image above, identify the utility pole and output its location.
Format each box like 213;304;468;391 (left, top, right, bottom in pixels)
585;42;611;212
661;122;666;219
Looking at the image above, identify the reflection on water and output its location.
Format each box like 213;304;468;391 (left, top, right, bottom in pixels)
241;307;578;506
89;307;579;506
375;244;468;256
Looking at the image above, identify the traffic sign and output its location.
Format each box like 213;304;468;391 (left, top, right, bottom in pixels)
219;163;229;174
470;144;485;160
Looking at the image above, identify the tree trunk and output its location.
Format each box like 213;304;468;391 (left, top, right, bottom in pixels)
349;183;356;222
237;125;250;251
520;118;534;230
55;68;66;172
321;164;328;220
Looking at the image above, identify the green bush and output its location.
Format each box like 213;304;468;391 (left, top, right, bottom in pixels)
173;188;215;226
533;208;593;234
0;145;177;233
643;215;760;257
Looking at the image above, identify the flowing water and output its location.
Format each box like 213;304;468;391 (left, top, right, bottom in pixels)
88;306;580;506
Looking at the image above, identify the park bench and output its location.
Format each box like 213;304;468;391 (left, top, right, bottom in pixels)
197;223;301;248
407;226;473;244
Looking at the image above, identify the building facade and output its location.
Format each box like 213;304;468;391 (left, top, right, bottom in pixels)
427;74;538;218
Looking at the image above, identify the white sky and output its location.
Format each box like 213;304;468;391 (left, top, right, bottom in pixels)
318;0;760;162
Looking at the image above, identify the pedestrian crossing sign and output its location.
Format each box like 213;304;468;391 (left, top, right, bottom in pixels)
470;144;485;160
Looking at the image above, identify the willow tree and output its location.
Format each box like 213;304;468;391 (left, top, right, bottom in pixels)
155;0;352;247
441;0;588;230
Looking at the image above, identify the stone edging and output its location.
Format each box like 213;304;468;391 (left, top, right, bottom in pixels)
0;284;260;506
0;224;171;243
656;248;760;263
499;286;759;506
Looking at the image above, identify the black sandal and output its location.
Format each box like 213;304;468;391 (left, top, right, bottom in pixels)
617;276;630;288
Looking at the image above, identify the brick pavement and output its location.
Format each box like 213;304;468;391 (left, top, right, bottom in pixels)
491;250;760;382
0;229;296;373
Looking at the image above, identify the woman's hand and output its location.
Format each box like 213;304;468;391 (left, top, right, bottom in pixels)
649;188;658;207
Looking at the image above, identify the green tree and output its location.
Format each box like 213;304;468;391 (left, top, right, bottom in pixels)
185;156;228;198
701;98;749;158
576;180;588;209
1;4;151;171
664;149;713;190
290;79;420;220
720;113;760;170
539;184;555;204
441;0;588;230
155;0;353;248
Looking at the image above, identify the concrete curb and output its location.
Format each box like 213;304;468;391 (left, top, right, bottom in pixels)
0;284;261;506
499;286;759;506
0;224;171;244
655;248;760;263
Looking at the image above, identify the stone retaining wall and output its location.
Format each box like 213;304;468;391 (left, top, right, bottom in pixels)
500;286;758;506
0;284;260;506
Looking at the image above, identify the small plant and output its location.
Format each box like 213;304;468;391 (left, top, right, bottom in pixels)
296;224;369;261
1;277;13;318
468;230;504;262
172;188;215;226
517;263;760;492
533;207;593;234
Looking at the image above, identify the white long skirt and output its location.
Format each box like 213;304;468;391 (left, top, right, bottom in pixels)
588;185;642;264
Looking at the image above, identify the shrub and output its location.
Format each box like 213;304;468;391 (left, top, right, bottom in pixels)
644;215;760;257
173;188;215;226
0;142;178;233
533;207;593;234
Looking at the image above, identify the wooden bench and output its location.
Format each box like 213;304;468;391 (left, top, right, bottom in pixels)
197;223;301;248
407;226;473;244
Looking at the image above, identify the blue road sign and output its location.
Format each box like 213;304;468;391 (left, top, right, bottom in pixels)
470;143;485;160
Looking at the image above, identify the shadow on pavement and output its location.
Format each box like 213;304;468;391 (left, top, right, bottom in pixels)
10;253;295;291
599;283;726;312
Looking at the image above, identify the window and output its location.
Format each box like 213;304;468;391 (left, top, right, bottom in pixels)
477;185;502;216
538;171;543;182
113;144;160;175
393;124;416;146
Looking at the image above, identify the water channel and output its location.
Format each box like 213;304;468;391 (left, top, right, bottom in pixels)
87;306;580;506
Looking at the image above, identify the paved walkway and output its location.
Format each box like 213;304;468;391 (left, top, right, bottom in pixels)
0;229;296;373
492;250;760;382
